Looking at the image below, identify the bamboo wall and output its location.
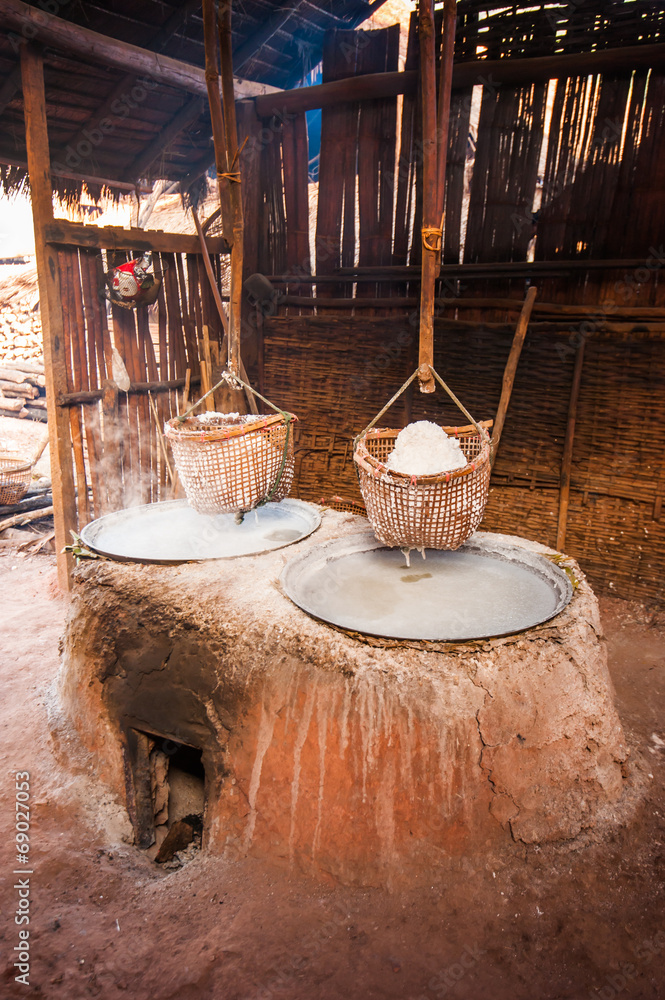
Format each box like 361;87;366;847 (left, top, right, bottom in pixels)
236;7;665;604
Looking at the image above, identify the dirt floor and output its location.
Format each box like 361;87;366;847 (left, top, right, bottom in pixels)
0;525;663;999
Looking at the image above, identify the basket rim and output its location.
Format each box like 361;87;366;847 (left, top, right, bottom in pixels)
354;422;491;484
0;454;33;475
165;411;297;442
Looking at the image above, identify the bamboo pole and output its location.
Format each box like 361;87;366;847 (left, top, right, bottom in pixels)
490;286;538;469
557;338;586;552
191;206;229;336
201;325;215;412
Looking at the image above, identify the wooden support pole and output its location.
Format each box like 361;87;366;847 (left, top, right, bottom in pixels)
417;0;439;394
251;42;665;118
202;0;233;242
192;206;229;336
557;338;586;553
21;43;76;591
490;286;538;469
218;0;244;378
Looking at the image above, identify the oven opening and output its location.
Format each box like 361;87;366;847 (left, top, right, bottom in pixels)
126;729;206;868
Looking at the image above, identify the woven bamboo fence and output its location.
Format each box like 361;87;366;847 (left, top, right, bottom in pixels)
56;245;226;524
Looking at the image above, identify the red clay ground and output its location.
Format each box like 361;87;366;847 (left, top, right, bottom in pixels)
0;547;663;1000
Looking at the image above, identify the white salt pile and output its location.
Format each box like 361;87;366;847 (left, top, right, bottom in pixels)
195;411;264;425
386;420;467;476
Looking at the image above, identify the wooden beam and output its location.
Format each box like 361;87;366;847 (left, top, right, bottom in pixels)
20;43;75;591
63;0;202;167
338;258;659;276
557;338;586;552
0;152;143;192
252;41;665;117
125;97;204;181
58;377;200;407
0;64;20;114
43;219;229;255
0;0;278;100
233;0;304;72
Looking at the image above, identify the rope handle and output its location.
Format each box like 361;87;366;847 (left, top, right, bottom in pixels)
354;365;489;449
176;370;291;424
174;370;295;514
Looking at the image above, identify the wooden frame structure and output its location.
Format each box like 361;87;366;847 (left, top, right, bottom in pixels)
12;0;665;605
20;42;230;589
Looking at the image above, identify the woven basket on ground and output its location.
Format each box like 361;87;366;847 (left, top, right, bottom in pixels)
354;422;492;550
0;454;33;506
164;412;296;515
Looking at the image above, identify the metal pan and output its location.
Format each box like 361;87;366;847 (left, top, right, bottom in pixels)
280;530;574;642
80;498;321;564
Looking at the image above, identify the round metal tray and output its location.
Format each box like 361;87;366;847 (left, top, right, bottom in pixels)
281;531;574;641
80;499;321;564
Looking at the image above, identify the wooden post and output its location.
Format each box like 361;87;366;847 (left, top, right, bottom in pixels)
218;0;244;379
201;0;233;242
21;44;76;591
490;286;538;468
417;0;438;394
557;338;586;553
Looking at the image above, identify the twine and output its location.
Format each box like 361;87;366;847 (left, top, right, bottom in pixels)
422;226;442;252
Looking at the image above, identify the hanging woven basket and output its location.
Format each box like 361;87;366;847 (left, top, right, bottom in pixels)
164;410;296;516
354;422;491;550
353;367;492;551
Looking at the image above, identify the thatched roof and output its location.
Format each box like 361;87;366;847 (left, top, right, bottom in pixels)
0;0;391;202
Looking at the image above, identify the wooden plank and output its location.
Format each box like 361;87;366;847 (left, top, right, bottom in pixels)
186;255;204;380
58;378;197;406
68;248;98;524
80;251;106;515
315;31;358;304
20;44;75;590
60;248;90;527
44;219;229;256
175;253;198;374
357;25;399;305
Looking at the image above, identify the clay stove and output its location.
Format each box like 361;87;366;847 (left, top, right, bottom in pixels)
59;509;630;884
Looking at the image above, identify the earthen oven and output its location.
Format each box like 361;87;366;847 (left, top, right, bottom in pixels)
59;510;632;885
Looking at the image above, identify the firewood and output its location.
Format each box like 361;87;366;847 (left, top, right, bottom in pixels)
0;395;27;412
1;360;45;374
0;380;38;398
0;366;31;383
0;505;54;532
